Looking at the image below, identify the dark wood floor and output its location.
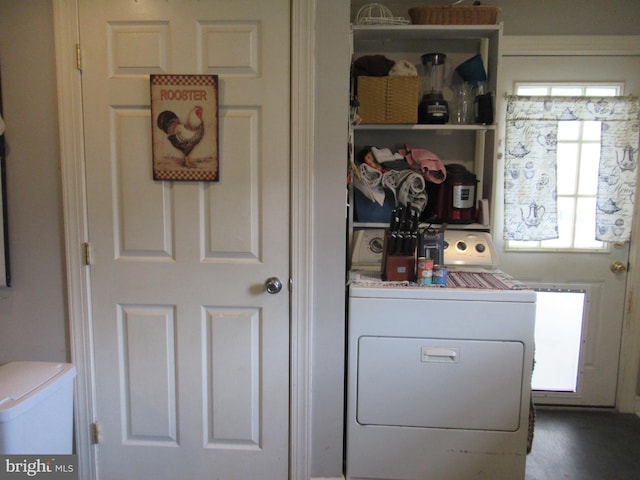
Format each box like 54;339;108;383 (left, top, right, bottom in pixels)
526;408;640;480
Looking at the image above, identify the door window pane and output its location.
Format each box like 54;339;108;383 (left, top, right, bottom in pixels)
582;121;602;141
575;197;602;249
585;86;618;96
543;197;574;249
556;144;578;195
518;86;548;96
578;144;600;195
551;86;584;96
557;121;580;141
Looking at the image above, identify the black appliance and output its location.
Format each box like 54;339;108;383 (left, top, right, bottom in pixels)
418;53;449;124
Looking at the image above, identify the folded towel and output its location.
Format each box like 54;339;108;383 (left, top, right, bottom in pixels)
382;169;427;212
353;163;386;205
354;146;429;212
371;146;404;164
363;147;411;171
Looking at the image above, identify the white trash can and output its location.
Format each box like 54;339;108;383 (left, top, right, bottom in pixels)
0;361;76;454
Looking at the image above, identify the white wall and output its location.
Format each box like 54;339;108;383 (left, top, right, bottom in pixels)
1;1;640;479
312;2;350;476
0;0;68;364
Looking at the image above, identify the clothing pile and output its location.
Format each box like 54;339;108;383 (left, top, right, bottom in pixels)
352;145;447;215
351;55;447;216
352;54;418;78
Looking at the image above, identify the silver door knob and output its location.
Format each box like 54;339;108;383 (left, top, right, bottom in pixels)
264;277;283;294
610;261;627;274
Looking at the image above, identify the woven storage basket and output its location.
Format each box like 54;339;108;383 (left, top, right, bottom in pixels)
357;76;419;124
409;6;499;25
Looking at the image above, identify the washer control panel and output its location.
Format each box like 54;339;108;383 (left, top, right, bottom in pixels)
352;229;499;269
443;231;498;266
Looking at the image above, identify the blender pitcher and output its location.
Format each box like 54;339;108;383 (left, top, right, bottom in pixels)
418;53;449;124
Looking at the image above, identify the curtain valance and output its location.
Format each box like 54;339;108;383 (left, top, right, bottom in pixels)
504;95;639;242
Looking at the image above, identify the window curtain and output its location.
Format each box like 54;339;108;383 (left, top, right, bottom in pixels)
504;95;639;242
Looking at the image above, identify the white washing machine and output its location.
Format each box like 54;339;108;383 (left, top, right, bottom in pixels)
346;232;536;480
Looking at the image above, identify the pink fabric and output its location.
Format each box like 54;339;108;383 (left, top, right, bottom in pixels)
402;146;447;184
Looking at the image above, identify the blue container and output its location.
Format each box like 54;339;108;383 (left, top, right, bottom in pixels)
354;188;395;223
455;54;487;84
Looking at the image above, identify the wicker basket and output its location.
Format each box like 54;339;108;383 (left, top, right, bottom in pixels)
356;76;419;124
408;6;500;25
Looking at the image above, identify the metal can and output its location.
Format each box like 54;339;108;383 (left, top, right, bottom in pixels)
432;265;448;285
417;257;434;278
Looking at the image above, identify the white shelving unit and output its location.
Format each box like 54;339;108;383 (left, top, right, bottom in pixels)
348;23;503;264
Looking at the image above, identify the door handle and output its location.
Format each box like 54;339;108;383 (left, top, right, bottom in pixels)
421;346;460;363
610;261;627;274
264;277;283;294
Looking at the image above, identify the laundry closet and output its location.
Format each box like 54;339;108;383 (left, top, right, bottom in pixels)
345;4;537;480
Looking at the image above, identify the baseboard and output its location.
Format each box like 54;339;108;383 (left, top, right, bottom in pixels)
311;477;344;480
636;395;640;418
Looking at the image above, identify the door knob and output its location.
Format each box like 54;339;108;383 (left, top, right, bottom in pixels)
610;261;627;274
264;277;283;294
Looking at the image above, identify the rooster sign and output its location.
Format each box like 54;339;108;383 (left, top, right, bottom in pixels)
150;74;219;181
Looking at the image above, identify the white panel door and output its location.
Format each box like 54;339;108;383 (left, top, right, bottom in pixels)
78;1;290;478
498;54;640;406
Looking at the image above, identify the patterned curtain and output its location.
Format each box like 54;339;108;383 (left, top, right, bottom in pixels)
504;95;639;242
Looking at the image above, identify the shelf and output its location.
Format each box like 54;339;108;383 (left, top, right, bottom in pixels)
354;222;491;231
354;123;496;131
352;24;502;42
352;24;502;57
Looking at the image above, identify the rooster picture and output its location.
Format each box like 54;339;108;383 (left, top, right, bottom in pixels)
150;74;218;181
156;105;204;168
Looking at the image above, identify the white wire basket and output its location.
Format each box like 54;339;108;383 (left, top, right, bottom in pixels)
355;3;411;25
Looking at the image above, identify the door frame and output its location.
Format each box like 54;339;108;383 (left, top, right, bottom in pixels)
501;34;640;414
52;1;315;479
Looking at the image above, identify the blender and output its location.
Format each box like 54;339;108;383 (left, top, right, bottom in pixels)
418;53;449;124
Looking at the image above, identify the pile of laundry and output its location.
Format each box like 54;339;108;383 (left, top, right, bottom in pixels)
352;145;447;215
352;54;418;78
